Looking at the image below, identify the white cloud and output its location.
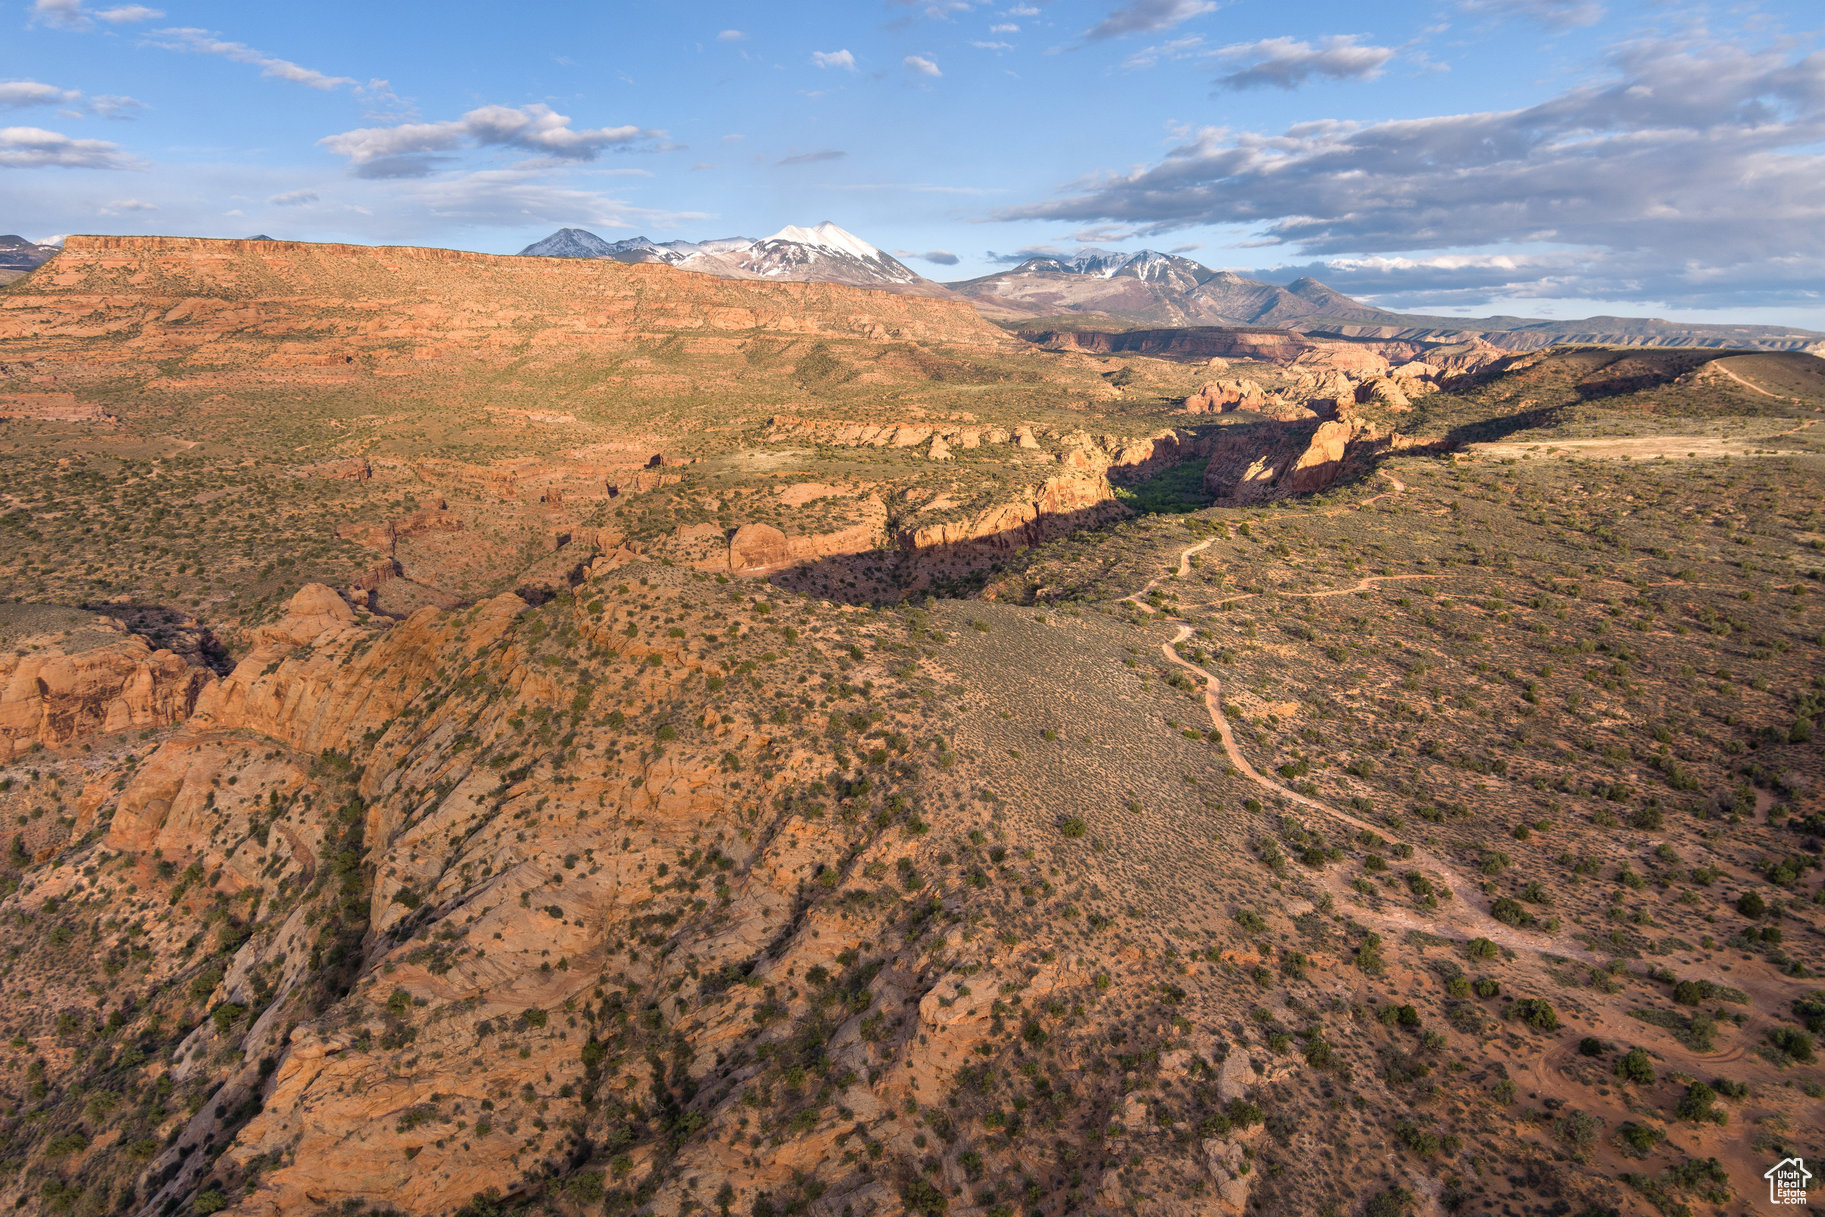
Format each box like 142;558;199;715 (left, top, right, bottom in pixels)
991;22;1019;32
1213;36;1394;90
1086;0;1216;41
31;0;161;27
972;40;1014;50
893;248;961;264
321;104;661;178
1001;39;1825;307
90;94;145;119
887;0;979;16
0;81;81;108
101;197;156;212
812;49;857;70
1459;0;1603;29
716;29;745;42
905;54;943;76
1121;34;1204;69
268;189;319;206
385;168;708;231
148;28;357;90
97;4;163;21
778;149;846;165
30;0;87;27
0;81;146;121
0;125;130;168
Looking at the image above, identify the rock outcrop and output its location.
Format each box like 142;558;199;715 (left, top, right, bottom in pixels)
0;393;116;422
728;523;792;573
0;616;212;760
900;473;1121;557
1181;378;1269;414
1201;417;1402;504
334;504;464;555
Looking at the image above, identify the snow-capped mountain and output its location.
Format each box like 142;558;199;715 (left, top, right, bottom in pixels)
1008;249;1215;288
519;228;630;259
0;234;62;280
516;222;950;298
951;248;1403;327
737;222;925;289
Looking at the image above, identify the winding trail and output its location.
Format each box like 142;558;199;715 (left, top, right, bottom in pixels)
1120;501;1582;960
1183;572;1444;612
1339;468;1408;512
1118;470;1825;992
1153;617;1586;961
1712;363;1780;399
1102;456;1824;1215
1119;537;1214;610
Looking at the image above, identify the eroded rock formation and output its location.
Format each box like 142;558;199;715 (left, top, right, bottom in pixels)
0;617;213;761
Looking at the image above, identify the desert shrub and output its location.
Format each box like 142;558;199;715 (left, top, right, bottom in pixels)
901;1179;948;1216
1555;1109;1602;1157
1675;1081;1724;1124
1792;992;1825;1034
1615;1047;1656;1084
44;1131;89;1156
1490;897;1534;927
1507;998;1559;1032
1617;1122;1665;1157
1767;1027;1815;1063
1365;1187;1416;1217
1395;1121;1441;1156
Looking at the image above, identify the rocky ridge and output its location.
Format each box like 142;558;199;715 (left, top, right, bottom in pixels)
0;236;1013;380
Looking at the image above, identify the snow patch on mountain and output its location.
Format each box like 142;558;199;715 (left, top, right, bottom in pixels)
762;221;883;262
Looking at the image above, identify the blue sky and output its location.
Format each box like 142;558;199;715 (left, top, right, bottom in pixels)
4;0;1823;326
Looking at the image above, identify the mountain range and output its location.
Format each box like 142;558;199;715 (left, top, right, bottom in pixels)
519;222;951;298
519;225;1825;352
3;225;1818;350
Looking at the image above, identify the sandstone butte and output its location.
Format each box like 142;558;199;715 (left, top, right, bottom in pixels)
0;235;1019;367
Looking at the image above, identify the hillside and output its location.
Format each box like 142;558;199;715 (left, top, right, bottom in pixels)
0;237;1822;1217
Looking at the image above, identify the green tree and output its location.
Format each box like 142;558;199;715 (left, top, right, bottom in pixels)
1615;1047;1655;1085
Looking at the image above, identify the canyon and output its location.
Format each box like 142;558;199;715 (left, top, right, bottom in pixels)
0;237;1822;1217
